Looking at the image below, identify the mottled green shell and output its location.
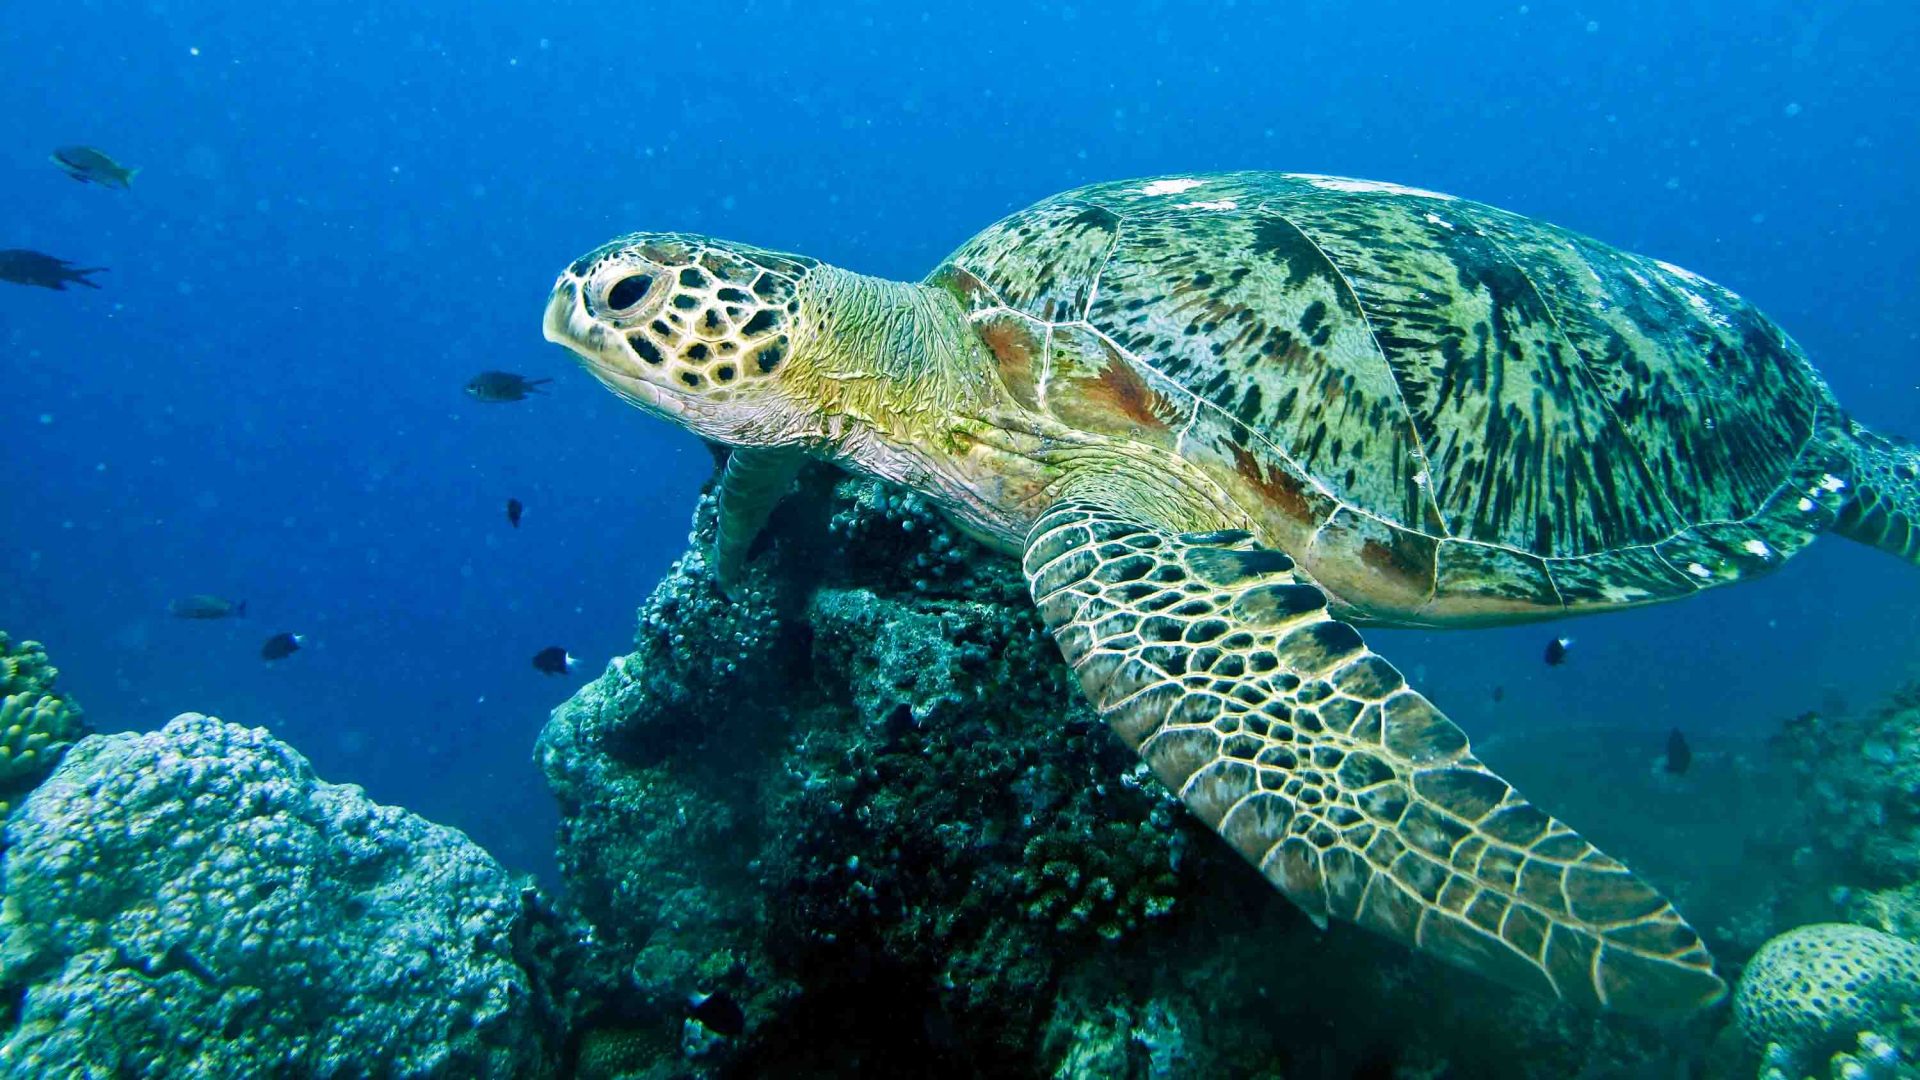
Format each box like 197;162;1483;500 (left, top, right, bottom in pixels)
933;172;1853;620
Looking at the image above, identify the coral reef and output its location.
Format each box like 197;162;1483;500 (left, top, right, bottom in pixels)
1773;689;1920;890
0;713;579;1078
539;463;1706;1078
0;632;87;817
1732;923;1920;1080
1690;685;1920;1079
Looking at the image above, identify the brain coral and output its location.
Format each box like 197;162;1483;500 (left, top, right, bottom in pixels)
0;713;569;1078
1734;922;1920;1072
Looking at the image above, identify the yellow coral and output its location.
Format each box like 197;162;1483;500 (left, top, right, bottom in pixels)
0;633;59;699
0;693;81;793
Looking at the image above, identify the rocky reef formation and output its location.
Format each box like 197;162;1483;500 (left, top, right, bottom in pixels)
1773;689;1920;928
538;464;1709;1078
0;713;585;1078
0;631;87;818
1704;689;1920;1079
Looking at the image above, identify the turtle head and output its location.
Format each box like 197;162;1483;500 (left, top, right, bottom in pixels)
544;233;821;445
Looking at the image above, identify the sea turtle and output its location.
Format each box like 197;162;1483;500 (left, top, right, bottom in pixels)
542;172;1920;1019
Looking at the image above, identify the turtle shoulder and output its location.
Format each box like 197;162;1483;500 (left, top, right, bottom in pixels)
931;172;1850;624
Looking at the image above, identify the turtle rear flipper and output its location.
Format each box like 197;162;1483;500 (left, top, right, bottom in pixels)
1022;501;1726;1019
1834;421;1920;567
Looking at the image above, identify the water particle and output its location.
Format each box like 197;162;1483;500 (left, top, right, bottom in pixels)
1585;19;1599;32
1784;102;1802;117
37;413;52;425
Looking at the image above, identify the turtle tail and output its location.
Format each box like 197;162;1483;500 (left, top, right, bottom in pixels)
1833;419;1920;567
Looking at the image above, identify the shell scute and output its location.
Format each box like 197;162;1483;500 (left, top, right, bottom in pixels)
934;172;1844;615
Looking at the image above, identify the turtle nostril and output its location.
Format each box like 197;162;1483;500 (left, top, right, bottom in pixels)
606;273;654;311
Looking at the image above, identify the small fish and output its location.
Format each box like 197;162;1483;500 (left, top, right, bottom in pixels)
1665;728;1692;774
169;594;246;620
687;990;745;1038
261;632;305;661
1491;685;1505;703
1543;637;1573;666
506;498;524;528
465;371;552;402
51;145;137;188
0;249;106;291
532;646;576;676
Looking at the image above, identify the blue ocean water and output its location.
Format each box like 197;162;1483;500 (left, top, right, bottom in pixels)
2;0;1916;882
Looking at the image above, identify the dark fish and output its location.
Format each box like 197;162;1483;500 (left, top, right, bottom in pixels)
169;594;246;620
506;498;523;528
261;632;305;661
1543;637;1573;666
52;145;138;188
687;990;745;1037
1491;685;1505;703
1665;728;1692;774
0;249;106;291
465;371;552;402
532;646;576;676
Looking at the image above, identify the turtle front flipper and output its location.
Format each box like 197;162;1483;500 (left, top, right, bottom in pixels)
714;448;804;596
1022;501;1726;1018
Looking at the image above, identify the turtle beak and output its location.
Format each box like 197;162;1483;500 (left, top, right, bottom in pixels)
542;277;594;354
542;273;688;419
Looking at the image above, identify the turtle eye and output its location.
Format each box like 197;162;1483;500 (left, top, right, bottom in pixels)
606;274;654;311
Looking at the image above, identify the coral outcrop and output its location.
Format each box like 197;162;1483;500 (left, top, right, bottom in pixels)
0;713;577;1078
539;463;1704;1078
0;632;87;817
1732;923;1919;1080
1774;690;1920;892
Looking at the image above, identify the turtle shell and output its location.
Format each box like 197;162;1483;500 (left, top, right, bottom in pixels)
931;172;1853;625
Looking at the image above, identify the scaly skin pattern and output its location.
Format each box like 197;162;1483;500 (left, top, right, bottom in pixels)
1835;421;1920;567
933;172;1856;624
1023;503;1724;1017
